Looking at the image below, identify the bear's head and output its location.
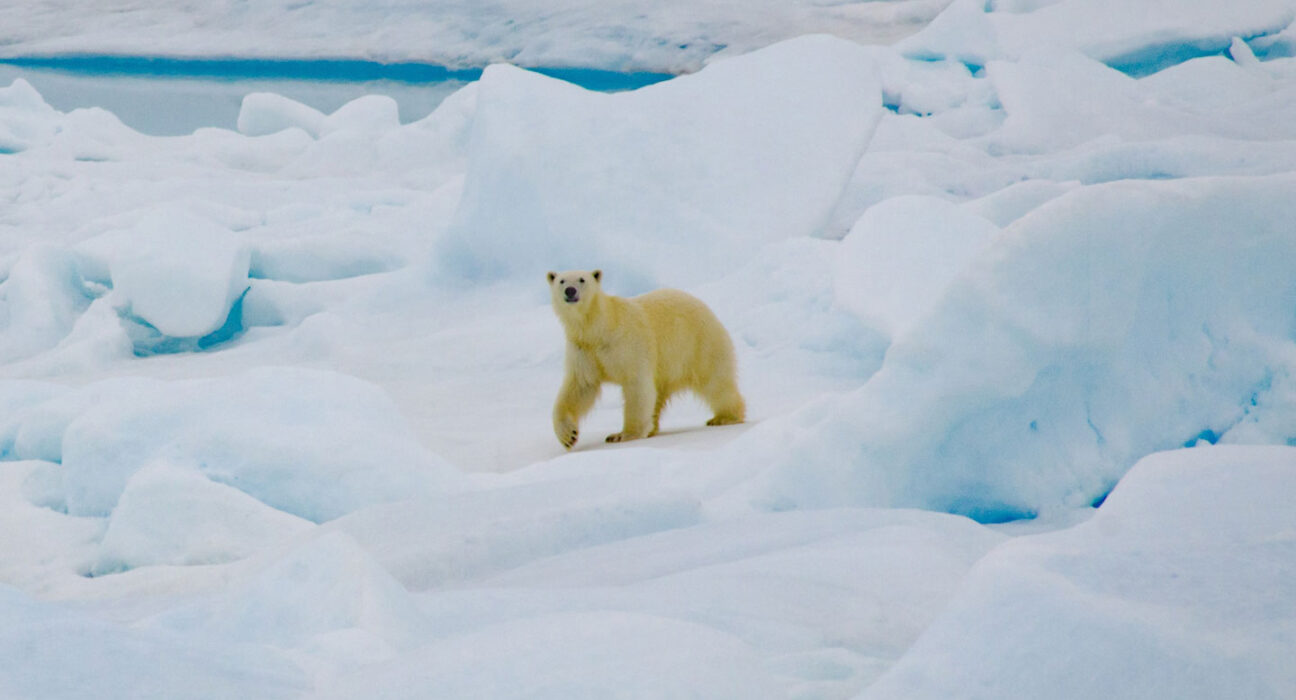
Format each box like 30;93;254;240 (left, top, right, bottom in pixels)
547;269;602;309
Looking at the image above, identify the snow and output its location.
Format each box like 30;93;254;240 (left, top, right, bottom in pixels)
238;92;327;138
94;461;314;575
0;78;58;153
833;196;998;339
2;1;1296;698
326;506;1004;698
150;532;432;660
0;585;307;699
725;173;1296;522
53;369;457;521
104;207;252;340
0;0;954;73
321;611;782;700
0;245;92;363
861;446;1296;700
438;35;883;288
898;0;1296;75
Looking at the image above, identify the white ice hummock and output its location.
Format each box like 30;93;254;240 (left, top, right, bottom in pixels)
103;207;251;339
43;369;458;522
863;446;1296;700
439;35;883;289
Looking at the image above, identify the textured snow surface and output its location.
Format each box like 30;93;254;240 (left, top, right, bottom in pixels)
862;446;1296;700
439;35;883;287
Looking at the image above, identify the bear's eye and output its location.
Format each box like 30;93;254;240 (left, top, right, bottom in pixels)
579;277;585;284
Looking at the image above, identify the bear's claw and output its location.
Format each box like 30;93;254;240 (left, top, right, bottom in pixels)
555;419;580;449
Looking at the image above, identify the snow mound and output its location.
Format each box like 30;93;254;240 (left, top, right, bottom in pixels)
834;196;999;339
103;207;251;340
730;173;1296;521
237;92;326;138
326;467;702;589
0;79;57;153
0;382;69;459
94;461;314;575
193;125;316;173
320;94;400;137
982;49;1255;155
437;35;882;289
44;106;140;162
56;368;457;521
324;611;778;700
898;0;1296;75
153;532;429;656
702;237;890;383
238;92;402;141
7;379;134;465
0;585;306;699
364;506;1005;697
961;179;1078;227
862;445;1296;700
0;245;92;364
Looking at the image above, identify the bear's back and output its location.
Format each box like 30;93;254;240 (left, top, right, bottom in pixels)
633;289;720;335
632;288;735;385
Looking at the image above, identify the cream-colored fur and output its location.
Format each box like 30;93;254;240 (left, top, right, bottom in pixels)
548;269;745;448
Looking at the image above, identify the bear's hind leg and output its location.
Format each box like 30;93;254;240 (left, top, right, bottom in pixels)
701;375;745;427
648;387;672;437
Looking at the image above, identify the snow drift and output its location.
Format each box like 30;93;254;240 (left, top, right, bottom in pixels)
437;35;883;289
10;369;458;522
862;445;1296;700
733;173;1296;521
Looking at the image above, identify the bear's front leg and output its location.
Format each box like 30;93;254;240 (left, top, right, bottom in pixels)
607;376;654;443
554;376;599;449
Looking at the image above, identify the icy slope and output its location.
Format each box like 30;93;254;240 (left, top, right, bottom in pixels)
724;173;1296;521
440;35;883;287
862;446;1296;700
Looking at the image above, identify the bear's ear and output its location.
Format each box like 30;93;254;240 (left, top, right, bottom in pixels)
547;271;556;284
592;269;602;282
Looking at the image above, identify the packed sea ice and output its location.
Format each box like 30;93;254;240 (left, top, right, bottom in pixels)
1;1;1295;697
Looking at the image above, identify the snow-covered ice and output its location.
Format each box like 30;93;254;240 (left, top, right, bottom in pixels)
105;207;251;341
0;0;954;73
439;34;883;287
95;461;314;575
52;369;457;521
862;445;1296;700
2;1;1296;697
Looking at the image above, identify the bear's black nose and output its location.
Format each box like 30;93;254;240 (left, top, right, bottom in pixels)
565;286;578;300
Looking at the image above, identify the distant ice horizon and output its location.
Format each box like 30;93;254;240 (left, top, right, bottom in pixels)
0;0;954;73
0;0;949;135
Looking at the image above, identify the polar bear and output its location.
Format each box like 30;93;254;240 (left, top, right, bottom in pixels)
548;269;745;448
